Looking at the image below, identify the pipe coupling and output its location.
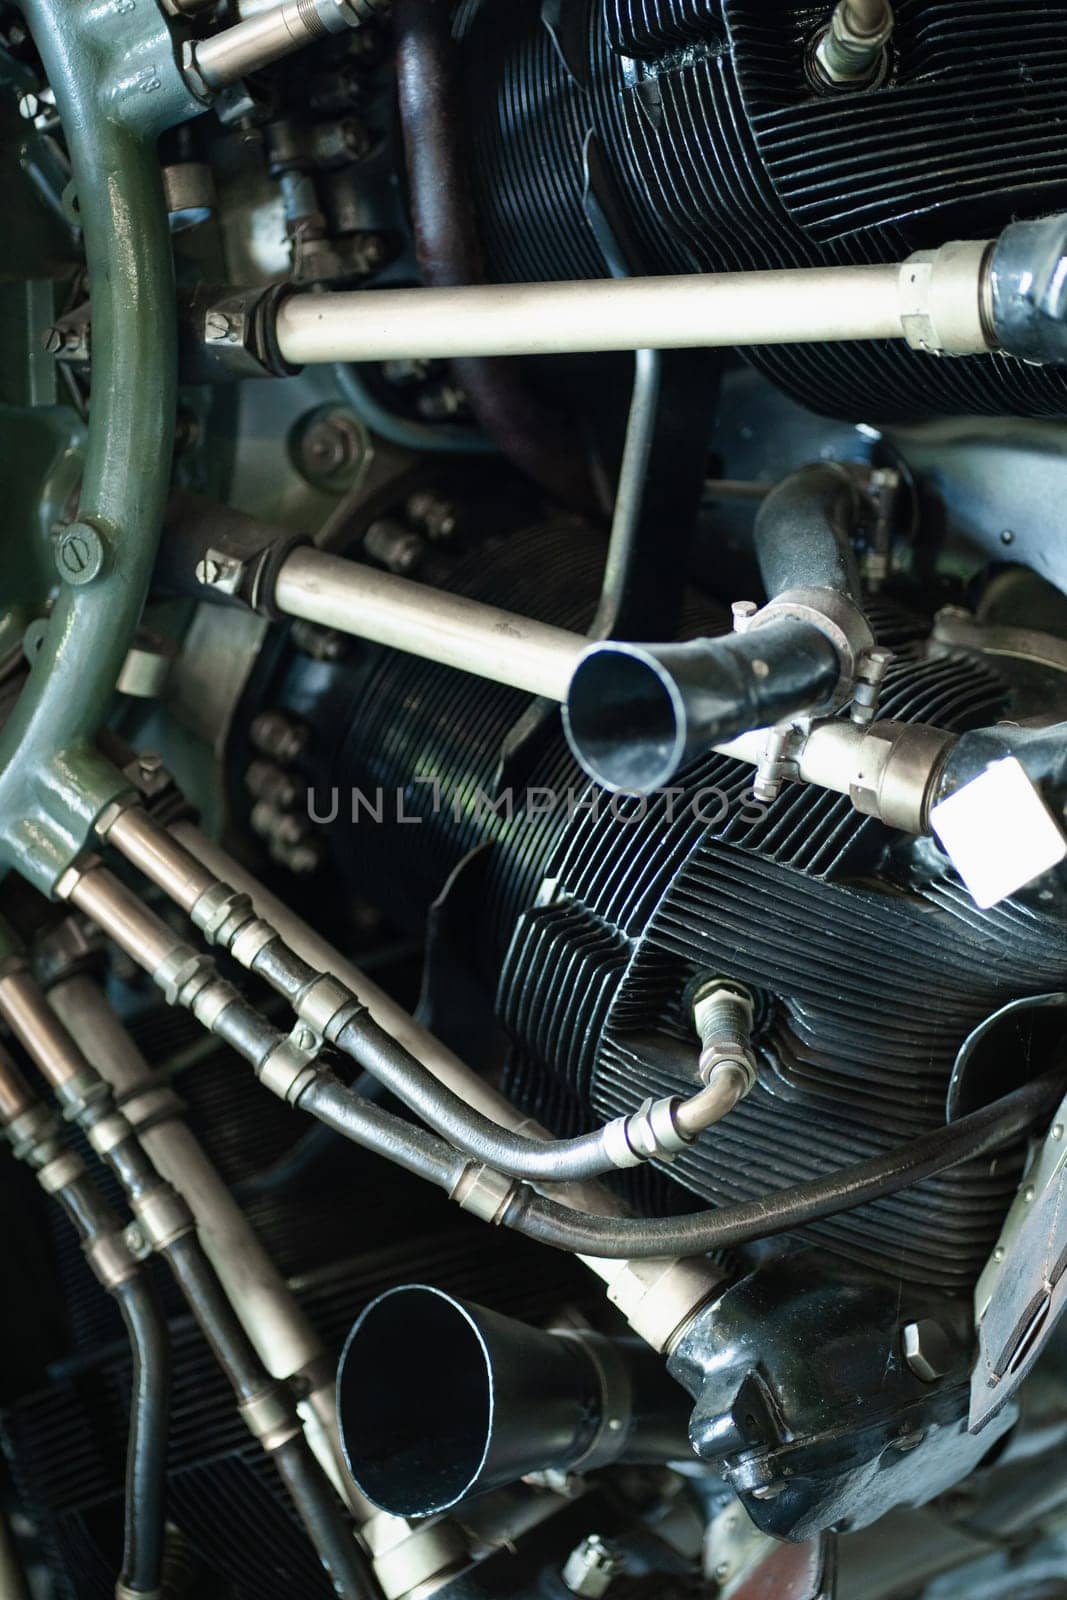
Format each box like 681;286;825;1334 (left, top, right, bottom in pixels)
132;1184;196;1251
604;1096;691;1168
449;1163;522;1225
85;1229;140;1290
294;973;363;1044
37;1150;88;1195
258;1028;322;1104
238;1386;302;1453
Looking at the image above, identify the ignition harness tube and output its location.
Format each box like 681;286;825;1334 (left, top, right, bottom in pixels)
52;837;1067;1266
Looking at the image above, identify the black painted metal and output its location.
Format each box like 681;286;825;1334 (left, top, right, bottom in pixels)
455;0;1067;421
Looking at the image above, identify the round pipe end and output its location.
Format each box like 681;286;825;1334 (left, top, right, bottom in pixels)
563;642;689;794
338;1285;497;1517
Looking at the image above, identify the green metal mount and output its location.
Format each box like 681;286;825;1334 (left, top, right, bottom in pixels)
3;0;204;893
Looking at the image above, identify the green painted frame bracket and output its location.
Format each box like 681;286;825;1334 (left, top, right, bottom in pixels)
4;0;203;894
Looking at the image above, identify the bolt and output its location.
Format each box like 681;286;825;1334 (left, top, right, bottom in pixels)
691;978;758;1088
55;522;106;585
732;600;759;633
18;91;39;120
903;1319;953;1384
250;710;309;764
123;1222;151;1261
194;549;244;595
299;414;365;484
364;518;425;576
204;309;235;342
42;326;64;355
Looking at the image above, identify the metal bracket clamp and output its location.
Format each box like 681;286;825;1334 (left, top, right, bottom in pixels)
899;239;995;359
449;1163;521;1225
258;1026;322;1105
116;1082;185;1134
132;1185;196;1251
294;974;363;1044
85;1229;139;1290
750;587;875;715
238;1386;302;1453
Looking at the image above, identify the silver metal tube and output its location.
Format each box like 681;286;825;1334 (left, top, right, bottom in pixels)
273;548;587;699
276;265;908;365
170;822;723;1353
188;0;380;92
274;241;993;368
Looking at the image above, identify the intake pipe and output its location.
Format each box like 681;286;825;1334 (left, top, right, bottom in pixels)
563;463;873;792
336;1286;690;1517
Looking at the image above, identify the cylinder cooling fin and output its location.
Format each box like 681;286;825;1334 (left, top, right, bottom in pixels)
457;0;1067;419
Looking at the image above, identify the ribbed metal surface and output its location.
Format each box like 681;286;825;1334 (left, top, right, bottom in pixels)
457;0;1067;420
499;635;1067;1286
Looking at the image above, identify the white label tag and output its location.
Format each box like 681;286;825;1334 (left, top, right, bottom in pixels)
930;756;1067;909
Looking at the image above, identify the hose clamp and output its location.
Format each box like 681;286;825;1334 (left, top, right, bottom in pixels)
37;1150;87;1195
753;586;874;712
295;974;361;1044
85;1229;139;1290
133;1185;195;1250
449;1163;520;1225
238;1386;302;1452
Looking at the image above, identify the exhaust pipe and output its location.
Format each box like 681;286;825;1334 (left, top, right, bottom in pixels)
336;1285;690;1517
563;618;840;793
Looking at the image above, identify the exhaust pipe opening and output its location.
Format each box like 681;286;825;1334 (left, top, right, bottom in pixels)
337;1285;690;1518
564;643;689;795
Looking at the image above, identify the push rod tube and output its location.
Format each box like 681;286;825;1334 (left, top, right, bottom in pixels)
273;548;587;700
273;240;994;367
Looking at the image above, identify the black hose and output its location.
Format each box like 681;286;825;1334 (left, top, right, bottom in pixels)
508;1069;1066;1260
333;1014;625;1181
753;461;863;602
113;1276;170;1597
104;1140;378;1599
392;0;600;513
297;1071;466;1190
296;1065;1065;1265
53;1174;170;1600
272;1436;379;1600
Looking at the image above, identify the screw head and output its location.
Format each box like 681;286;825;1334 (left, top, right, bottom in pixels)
56;522;106;585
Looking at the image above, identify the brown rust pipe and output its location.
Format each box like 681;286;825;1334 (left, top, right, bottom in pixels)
392;0;601;514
